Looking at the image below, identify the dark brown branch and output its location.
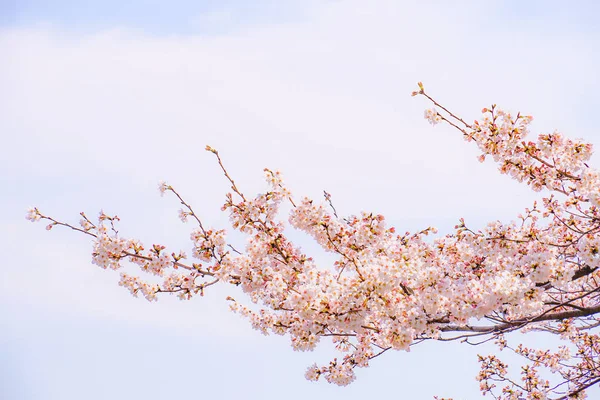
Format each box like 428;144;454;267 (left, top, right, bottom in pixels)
440;304;600;334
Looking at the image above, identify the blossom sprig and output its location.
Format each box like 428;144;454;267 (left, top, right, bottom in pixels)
27;85;600;399
28;204;222;301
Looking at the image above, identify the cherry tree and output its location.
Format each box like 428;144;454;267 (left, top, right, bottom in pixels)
28;84;600;399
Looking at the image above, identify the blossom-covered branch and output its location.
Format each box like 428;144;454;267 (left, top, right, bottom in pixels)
29;84;600;398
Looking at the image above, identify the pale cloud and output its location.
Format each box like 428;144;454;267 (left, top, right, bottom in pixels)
2;2;600;396
4;0;600;318
190;8;237;33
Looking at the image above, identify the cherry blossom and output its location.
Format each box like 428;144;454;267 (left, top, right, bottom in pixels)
28;83;600;399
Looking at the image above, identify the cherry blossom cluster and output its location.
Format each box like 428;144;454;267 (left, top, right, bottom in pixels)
28;84;600;398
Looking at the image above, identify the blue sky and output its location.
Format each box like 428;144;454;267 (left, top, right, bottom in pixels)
3;0;600;36
2;1;600;399
0;0;311;34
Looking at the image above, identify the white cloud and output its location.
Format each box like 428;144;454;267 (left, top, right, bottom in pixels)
2;0;600;353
